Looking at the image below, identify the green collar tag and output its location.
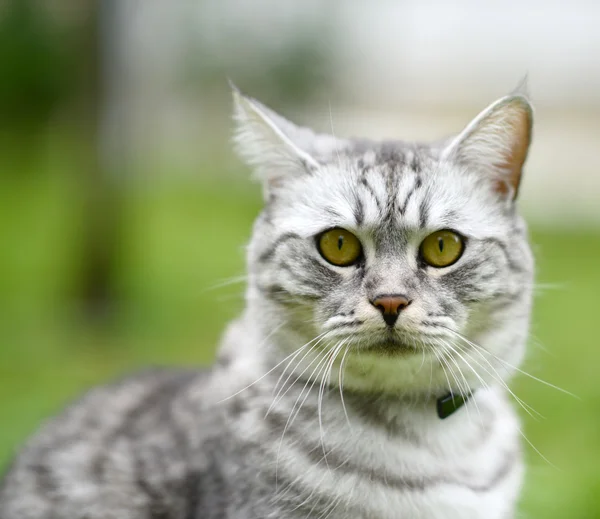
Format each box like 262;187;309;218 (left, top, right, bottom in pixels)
436;392;472;419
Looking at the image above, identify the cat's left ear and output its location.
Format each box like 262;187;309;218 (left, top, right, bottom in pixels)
231;83;320;197
441;93;533;200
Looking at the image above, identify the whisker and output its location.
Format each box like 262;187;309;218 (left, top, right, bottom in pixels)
338;343;352;429
518;426;560;469
434;336;557;467
453;343;558;465
450;339;544;421
427;346;434;401
268;331;332;414
415;337;427;375
318;493;344;519
431;349;454;405
216;321;288;402
318;341;347;469
284;468;330;514
532;282;566;293
201;274;247;293
275;346;334;487
435;342;474;424
437;344;469;396
445;327;577;400
437;339;486;425
269;336;333;417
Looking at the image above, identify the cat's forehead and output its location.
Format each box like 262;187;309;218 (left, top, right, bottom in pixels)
271;151;507;239
344;139;440;171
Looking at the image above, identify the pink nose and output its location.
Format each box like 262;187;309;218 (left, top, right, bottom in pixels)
370;294;411;326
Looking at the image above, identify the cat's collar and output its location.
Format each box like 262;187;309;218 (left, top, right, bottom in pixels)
436;391;473;419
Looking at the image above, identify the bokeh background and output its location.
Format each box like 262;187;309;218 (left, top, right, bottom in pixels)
1;1;599;517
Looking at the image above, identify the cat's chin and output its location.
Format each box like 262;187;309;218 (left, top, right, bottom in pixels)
355;333;420;357
361;343;417;357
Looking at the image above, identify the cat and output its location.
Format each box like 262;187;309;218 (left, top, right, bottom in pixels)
0;83;534;519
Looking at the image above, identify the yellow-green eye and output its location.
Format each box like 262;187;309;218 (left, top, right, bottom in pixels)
420;230;465;268
318;228;363;266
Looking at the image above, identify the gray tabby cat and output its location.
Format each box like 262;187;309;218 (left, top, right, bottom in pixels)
0;85;534;519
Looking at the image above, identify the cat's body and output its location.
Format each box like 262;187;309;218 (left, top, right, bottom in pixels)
0;87;534;519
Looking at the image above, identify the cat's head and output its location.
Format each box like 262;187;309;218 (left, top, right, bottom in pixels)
232;85;534;396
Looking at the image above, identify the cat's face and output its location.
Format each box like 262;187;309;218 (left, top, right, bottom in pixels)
234;88;534;395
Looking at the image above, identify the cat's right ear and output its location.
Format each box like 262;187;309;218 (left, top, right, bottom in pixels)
230;83;320;198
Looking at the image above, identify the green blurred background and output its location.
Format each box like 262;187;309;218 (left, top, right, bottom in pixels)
1;1;599;518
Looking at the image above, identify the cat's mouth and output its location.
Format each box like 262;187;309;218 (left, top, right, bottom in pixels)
325;325;422;356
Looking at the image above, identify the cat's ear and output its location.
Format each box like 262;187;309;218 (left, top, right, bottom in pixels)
441;92;533;200
231;83;320;196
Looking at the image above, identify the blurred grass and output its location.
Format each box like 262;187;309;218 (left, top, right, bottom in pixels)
0;150;598;518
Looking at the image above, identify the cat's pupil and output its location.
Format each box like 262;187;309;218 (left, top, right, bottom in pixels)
338;236;344;250
438;237;444;253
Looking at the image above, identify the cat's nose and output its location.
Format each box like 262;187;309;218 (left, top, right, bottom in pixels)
370;294;411;327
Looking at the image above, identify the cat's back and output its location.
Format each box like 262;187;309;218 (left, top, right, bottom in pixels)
0;367;229;519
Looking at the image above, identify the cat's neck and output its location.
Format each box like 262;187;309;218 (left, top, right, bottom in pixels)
213;315;506;461
214;312;479;423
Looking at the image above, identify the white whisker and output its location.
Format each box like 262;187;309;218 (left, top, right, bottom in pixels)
444;327;577;399
435;342;474;424
318;340;347;469
338;343;352;429
437;339;485;424
201;275;247;293
450;338;544;421
275;346;334;487
268;330;332;414
217;321;288;403
433;334;556;467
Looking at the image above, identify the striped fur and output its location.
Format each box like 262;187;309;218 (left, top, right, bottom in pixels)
0;89;534;518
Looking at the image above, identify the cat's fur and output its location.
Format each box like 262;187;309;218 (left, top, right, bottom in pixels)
0;86;534;519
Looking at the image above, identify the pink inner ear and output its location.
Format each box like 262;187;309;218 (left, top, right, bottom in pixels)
493;106;532;200
493;179;511;197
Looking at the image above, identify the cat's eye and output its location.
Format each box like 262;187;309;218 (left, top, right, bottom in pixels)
318;228;363;267
420;230;465;268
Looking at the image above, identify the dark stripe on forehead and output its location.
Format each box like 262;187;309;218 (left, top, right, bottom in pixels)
359;175;383;213
353;192;365;226
411;154;422;173
383;164;400;225
419;198;429;228
377;141;407;167
258;232;302;263
398;175;423;216
324;206;344;219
